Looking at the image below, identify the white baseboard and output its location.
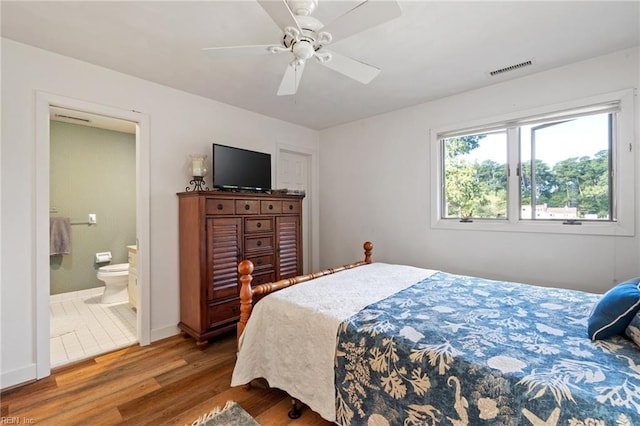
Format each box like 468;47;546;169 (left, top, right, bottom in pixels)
150;324;180;343
1;364;36;391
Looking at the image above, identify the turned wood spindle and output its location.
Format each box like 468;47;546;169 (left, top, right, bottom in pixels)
237;259;254;351
236;241;374;351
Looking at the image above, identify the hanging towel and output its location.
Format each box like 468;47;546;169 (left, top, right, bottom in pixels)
50;217;71;255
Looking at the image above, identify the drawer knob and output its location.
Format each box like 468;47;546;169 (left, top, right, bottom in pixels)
257;259;263;266
289;204;293;210
245;204;250;210
268;204;274;210
256;222;262;228
217;203;223;210
257;240;262;247
232;305;239;313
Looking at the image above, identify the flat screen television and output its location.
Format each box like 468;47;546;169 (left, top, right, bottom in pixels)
212;143;271;191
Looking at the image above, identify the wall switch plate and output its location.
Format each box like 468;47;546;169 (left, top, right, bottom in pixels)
88;213;97;224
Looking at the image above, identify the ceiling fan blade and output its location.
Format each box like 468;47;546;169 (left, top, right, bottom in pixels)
319;50;380;84
257;0;301;33
320;0;402;43
277;62;306;96
203;45;281;60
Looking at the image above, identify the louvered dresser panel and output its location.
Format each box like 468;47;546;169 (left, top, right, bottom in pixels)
276;215;302;279
178;191;304;348
207;217;241;300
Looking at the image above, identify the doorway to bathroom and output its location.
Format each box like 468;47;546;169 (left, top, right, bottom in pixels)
49;108;138;367
35;93;150;379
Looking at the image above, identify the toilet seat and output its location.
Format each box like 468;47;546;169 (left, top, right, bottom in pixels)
99;263;129;273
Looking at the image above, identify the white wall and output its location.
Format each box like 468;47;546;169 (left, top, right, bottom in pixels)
319;47;640;293
0;38;320;388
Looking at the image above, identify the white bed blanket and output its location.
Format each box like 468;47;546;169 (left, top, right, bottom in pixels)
231;262;437;422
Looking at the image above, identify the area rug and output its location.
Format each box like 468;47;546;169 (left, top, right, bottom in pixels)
187;401;259;426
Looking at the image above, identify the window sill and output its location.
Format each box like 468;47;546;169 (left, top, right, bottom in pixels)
431;218;634;237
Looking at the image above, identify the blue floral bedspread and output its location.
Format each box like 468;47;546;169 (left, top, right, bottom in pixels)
335;272;640;425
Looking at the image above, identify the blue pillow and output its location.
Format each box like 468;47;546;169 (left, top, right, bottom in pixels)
588;278;640;340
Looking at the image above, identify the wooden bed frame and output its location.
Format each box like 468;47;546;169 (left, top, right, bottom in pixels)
236;241;373;345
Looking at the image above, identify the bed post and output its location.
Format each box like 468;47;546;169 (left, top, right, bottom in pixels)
237;260;254;350
364;241;373;264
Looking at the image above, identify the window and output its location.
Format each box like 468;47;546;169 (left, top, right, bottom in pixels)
442;130;508;220
520;113;612;221
431;90;635;235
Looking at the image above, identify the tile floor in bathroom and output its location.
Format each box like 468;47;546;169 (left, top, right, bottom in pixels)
50;287;137;368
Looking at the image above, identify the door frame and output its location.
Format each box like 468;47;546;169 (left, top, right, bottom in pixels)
276;144;318;272
35;92;150;379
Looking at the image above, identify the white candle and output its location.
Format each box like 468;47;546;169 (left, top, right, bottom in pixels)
190;154;207;177
192;157;204;176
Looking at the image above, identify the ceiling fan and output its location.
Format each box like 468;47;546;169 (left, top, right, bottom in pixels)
203;0;402;96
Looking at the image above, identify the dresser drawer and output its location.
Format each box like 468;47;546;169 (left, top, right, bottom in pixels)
245;217;273;233
251;271;275;287
246;253;274;271
245;235;273;252
282;200;301;214
261;200;282;214
206;198;235;215
207;299;240;328
236;199;259;214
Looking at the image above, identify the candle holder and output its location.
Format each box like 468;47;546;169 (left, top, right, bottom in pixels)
186;154;210;192
186;176;209;192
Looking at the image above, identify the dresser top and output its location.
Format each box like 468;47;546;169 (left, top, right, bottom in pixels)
177;190;304;200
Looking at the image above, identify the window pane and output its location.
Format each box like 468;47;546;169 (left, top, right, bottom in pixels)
520;113;612;221
442;131;508;219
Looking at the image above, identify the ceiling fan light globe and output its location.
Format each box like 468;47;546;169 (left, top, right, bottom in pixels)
293;41;315;61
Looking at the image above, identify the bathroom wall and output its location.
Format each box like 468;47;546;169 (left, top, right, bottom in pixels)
49;120;136;294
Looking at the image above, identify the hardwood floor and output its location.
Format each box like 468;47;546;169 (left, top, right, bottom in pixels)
1;332;333;425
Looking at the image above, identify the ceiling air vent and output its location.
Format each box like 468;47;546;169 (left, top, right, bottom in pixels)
489;60;533;77
54;114;91;123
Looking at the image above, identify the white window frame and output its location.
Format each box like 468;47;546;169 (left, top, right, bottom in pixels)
430;89;636;236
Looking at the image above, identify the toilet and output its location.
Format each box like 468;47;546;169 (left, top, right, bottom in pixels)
97;263;129;304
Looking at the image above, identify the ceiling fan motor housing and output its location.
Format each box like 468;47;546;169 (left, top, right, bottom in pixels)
282;14;330;64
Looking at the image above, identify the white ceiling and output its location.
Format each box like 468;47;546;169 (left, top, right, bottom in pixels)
2;1;639;130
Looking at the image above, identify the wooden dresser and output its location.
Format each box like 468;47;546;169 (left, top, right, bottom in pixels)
177;191;304;348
